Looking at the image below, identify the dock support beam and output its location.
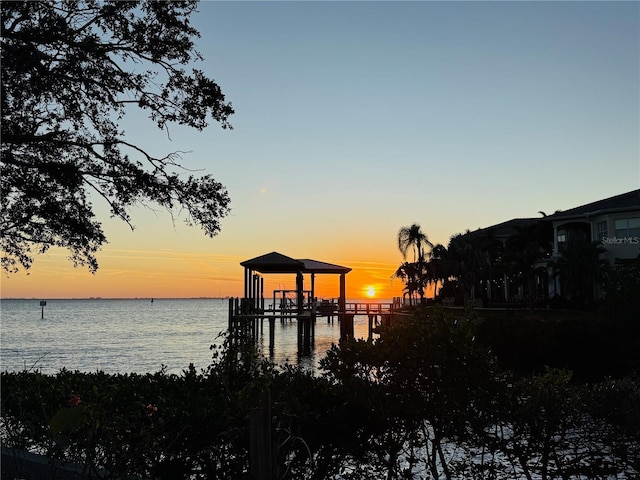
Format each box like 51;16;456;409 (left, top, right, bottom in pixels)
338;273;353;340
268;318;275;355
295;272;312;355
339;273;346;315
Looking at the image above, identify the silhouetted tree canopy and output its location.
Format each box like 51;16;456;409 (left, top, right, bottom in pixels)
1;0;234;273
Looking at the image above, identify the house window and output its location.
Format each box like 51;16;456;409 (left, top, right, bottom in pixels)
614;218;640;238
557;229;566;244
596;221;607;241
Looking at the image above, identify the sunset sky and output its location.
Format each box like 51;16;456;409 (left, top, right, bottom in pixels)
2;1;639;300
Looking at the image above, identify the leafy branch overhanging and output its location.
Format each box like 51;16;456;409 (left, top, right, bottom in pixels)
1;0;234;273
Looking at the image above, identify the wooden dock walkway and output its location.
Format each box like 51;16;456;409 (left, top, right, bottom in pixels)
227;298;402;355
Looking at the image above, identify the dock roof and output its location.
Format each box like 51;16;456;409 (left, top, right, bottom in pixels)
298;258;352;274
240;252;351;274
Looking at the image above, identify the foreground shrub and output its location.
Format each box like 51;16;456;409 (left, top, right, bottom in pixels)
2;311;639;479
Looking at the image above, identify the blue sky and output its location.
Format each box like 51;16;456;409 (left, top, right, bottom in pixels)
191;0;638;233
4;1;639;299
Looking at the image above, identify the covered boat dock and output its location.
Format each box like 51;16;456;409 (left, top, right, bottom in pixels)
230;252;353;355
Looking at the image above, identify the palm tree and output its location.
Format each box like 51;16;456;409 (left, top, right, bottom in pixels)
398;224;433;304
398;223;432;263
504;221;553;307
427;243;452;301
447;233;483;303
549;240;608;309
392;261;422;306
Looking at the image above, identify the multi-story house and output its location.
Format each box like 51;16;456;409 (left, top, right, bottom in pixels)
547;189;640;266
458;189;639;307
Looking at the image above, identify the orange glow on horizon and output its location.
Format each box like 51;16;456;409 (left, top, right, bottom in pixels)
1;246;407;301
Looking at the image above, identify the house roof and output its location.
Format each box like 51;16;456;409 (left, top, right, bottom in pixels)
546;189;640;221
468;218;544;239
464;190;640;239
240;252;351;274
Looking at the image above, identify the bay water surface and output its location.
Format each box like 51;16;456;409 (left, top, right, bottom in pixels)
1;298;376;375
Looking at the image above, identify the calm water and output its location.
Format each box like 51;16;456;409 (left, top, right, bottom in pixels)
0;298;375;375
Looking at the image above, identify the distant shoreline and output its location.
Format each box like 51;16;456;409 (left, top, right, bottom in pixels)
0;296;228;301
1;296;392;302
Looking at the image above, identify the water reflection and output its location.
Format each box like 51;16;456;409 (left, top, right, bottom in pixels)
253;314;376;372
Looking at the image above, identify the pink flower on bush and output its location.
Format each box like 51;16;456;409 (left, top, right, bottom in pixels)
68;394;81;407
144;403;158;417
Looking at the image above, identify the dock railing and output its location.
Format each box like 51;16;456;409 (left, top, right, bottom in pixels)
344;302;394;314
